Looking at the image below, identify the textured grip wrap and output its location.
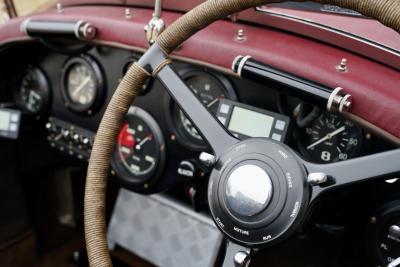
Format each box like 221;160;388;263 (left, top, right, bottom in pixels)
85;1;400;266
85;63;148;267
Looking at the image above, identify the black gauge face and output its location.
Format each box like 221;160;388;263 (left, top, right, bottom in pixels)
18;67;50;114
112;107;165;188
172;71;236;150
62;56;104;114
300;112;363;163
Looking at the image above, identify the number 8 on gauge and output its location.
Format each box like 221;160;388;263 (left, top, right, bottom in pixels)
111;106;166;190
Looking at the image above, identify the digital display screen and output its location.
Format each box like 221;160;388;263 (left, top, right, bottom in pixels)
228;106;274;138
0;110;10;131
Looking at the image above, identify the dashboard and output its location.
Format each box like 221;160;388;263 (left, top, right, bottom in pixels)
0;36;397;266
0;39;398;266
0;3;400;266
2;42;392;182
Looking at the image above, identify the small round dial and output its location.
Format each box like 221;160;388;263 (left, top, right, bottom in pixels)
112;107;165;189
62;56;104;114
300;112;363;163
170;70;236;150
17;66;50;115
67;64;96;105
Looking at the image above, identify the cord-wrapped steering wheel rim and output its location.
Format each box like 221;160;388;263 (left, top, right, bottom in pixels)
84;1;400;266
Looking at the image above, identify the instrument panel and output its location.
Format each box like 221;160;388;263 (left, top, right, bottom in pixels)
9;45;391;192
4;44;397;267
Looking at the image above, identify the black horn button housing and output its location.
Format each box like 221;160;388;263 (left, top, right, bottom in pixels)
208;138;310;247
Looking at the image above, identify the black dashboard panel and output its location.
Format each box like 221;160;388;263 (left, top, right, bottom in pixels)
1;43;394;189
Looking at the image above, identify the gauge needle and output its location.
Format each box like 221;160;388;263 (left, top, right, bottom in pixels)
306;126;346;150
72;76;91;97
207;95;223;108
135;134;153;151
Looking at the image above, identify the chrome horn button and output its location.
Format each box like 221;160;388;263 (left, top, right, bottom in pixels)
226;164;273;217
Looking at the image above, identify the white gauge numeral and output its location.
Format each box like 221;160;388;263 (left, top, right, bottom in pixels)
338;153;348;160
348;138;358;146
321;151;331;162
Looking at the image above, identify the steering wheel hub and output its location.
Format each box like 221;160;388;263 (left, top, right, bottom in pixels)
208;138;310;247
226;164;273;217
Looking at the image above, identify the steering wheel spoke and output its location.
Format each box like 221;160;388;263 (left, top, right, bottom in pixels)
304;149;400;201
156;62;238;157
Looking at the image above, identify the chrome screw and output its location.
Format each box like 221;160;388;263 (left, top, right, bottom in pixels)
125;8;132;19
336;58;348;72
236;29;246;42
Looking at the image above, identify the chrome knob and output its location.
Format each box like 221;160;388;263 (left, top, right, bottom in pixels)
226;164;273;217
389;225;400;238
234;251;251;267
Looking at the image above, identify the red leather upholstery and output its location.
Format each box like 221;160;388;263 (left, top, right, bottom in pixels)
0;6;399;138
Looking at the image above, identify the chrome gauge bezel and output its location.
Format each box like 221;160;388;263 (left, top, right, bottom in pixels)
15;65;51;116
61;55;105;115
111;106;166;192
165;68;237;151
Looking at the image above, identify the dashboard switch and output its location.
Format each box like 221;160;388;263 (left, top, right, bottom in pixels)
389;225;400;239
177;160;196;178
307;172;328;186
199;152;216;167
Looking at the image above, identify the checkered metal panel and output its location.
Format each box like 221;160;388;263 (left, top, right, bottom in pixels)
107;189;223;267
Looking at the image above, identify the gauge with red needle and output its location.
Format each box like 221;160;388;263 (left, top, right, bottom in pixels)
112;107;165;188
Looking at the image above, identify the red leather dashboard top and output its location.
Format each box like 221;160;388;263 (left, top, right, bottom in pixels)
0;6;399;139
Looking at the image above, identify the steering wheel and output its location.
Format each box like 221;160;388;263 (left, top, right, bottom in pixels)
84;0;400;266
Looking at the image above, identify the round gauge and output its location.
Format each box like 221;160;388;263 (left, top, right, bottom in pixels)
112;106;165;190
169;70;237;150
367;201;400;266
16;66;50;115
299;112;363;163
61;56;105;114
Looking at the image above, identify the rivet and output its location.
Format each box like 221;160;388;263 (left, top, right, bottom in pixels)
236;29;246;42
365;133;372;140
336;58;348;72
170;134;176;141
370;216;377;224
125;8;132;19
111;169;116;176
56;2;63;13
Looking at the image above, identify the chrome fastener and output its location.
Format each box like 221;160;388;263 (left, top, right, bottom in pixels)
307;172;328;186
336;58;348;72
199;152;216;167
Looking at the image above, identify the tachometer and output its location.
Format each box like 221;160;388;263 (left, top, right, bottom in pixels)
16;66;50;115
169;70;237;150
112;106;165;190
61;55;104;115
299;112;363;163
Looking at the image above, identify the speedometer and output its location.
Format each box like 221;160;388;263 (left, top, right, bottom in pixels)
299;112;363;163
169;70;237;150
